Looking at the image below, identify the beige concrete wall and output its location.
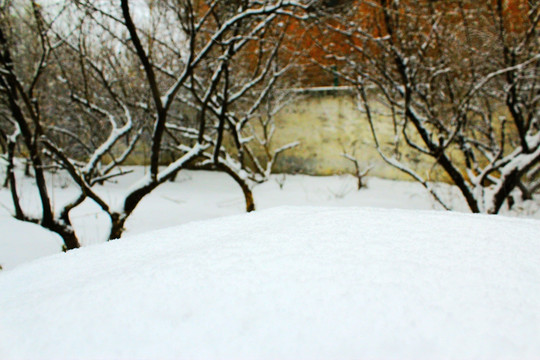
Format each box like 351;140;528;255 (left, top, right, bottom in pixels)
269;90;442;181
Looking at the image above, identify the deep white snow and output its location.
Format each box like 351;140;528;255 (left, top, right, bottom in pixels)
1;206;539;359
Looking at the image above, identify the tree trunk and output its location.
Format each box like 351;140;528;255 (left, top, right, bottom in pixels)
216;163;256;212
46;223;80;251
6;141;24;219
242;184;255;212
60;231;81;251
109;213;127;241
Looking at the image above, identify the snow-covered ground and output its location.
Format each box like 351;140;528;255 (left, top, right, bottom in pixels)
1;168;539;270
1;206;539;359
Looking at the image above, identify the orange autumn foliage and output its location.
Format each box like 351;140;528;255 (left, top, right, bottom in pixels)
193;0;534;88
281;0;534;86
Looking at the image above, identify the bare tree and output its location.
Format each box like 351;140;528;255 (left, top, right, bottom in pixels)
105;0;307;223
1;1;78;249
340;140;372;190
0;1;145;248
317;0;540;213
168;9;302;211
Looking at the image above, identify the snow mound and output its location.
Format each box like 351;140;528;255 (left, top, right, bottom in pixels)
1;207;539;359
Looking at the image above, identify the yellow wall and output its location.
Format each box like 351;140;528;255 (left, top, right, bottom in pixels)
269;90;442;181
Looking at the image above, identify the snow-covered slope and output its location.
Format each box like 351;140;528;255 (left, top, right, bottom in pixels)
1;207;539;359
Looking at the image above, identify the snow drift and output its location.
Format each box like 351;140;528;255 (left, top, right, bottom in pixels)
0;206;539;359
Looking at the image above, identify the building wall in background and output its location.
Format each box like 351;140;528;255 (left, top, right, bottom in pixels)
268;88;440;180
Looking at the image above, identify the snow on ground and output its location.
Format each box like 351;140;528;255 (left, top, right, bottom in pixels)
0;207;539;359
1;168;539;270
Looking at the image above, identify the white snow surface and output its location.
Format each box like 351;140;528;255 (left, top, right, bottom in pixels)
1;206;539;359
